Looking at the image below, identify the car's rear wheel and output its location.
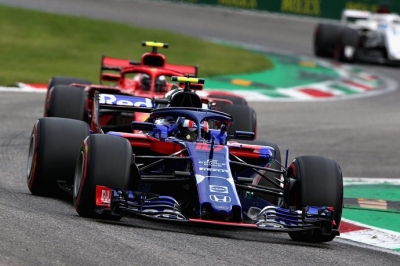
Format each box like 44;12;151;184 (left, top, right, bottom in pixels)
219;104;257;137
27;117;89;197
314;23;343;58
73;134;139;219
286;156;343;243
47;85;87;121
44;76;91;117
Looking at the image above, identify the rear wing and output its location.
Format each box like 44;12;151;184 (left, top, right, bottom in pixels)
165;64;198;77
101;56;136;71
92;92;154;133
98;93;154;110
101;56;198;75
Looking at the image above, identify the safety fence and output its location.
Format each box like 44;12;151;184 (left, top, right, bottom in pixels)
165;0;400;20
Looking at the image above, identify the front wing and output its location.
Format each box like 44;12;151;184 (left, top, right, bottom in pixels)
95;186;338;235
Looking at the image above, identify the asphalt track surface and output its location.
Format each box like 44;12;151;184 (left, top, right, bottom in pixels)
0;0;399;265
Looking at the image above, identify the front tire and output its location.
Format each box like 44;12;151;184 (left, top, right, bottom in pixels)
73;134;138;219
286;156;343;243
335;27;359;63
314;23;343;58
27;118;90;196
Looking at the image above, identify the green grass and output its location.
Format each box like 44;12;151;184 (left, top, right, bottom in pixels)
0;4;272;86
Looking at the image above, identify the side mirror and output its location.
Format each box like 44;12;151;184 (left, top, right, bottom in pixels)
131;122;155;131
101;73;121;82
232;131;255;140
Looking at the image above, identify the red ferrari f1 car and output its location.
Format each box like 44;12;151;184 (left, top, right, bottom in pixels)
28;77;343;243
43;41;256;135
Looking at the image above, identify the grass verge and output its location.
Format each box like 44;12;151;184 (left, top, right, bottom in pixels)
0;4;272;86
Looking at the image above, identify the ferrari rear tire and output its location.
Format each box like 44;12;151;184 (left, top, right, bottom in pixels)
287;156;343;243
314;23;342;58
219;104;257;136
27;118;90;197
44;76;91;117
47;85;87;121
73;134;138;219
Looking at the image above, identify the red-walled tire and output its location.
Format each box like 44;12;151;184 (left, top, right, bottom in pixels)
314;23;342;58
334;27;359;63
287;156;343;243
27;118;90;197
73;134;139;219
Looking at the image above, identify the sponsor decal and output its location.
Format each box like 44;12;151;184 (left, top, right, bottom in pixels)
281;0;321;16
209;185;228;194
195;143;223;151
210;194;232;203
345;1;379;12
218;0;257;9
99;94;153;107
199;168;228;172
199;159;226;168
95;186;112;208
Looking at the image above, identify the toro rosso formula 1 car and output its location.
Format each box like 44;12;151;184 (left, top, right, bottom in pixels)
27;77;343;243
314;8;400;64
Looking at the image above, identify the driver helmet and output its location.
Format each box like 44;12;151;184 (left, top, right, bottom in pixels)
376;3;390;14
175;117;209;141
155;75;167;92
140;74;151;91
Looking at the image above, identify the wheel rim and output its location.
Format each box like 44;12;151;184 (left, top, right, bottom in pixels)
73;151;85;198
27;134;35;180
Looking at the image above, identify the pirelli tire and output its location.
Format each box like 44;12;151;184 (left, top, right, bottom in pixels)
219;104;257;136
287;156;343;243
47;85;87;121
314;23;343;58
73;134;139;219
27;118;90;197
335;27;359;63
44;76;91;117
236;140;281;205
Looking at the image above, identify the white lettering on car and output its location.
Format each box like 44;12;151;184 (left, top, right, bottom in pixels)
99;94;153;107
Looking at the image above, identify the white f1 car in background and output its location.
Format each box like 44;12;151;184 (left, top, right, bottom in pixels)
314;9;400;65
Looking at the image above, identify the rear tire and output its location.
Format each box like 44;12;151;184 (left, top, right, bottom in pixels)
27;118;90;197
287;156;343;243
314;23;342;58
335;27;359;63
44;76;91;117
219;105;257;136
47;85;87;121
73;134;138;219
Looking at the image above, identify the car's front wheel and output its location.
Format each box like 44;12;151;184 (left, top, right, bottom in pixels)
73;134;139;219
286;156;343;243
